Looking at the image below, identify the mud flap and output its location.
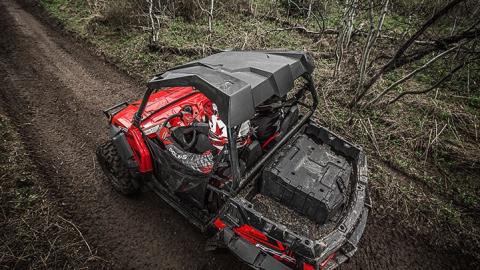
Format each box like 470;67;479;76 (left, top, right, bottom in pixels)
221;229;292;270
110;126;137;169
109;125;141;187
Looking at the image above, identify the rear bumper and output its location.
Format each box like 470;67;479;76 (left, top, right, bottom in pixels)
218;206;369;270
221;228;293;270
322;208;369;270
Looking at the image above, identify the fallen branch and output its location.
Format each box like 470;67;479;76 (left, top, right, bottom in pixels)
368;118;381;156
57;215;92;256
431;123;448;145
360;118;381;156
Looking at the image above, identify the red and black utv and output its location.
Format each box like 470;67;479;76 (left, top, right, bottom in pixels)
96;51;370;270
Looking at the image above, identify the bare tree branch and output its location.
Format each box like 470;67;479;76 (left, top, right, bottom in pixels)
349;0;467;108
334;0;359;76
196;0;215;33
355;0;389;95
365;43;461;107
147;0;157;44
386;61;466;106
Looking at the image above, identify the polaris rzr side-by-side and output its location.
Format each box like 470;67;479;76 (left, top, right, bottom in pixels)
96;51;370;270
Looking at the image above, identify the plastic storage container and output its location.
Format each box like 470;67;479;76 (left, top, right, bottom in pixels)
260;134;352;224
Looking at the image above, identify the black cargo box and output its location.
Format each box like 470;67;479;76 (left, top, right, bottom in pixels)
260;134;352;224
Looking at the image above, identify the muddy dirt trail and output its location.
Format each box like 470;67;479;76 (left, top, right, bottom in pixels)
0;0;472;269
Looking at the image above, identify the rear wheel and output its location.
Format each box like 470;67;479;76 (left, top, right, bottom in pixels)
96;140;139;196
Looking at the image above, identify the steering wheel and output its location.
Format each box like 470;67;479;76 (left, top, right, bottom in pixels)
172;126;197;150
162;105;210;150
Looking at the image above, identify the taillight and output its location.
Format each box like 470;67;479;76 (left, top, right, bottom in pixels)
213;218;226;230
320;253;336;269
303;262;315;270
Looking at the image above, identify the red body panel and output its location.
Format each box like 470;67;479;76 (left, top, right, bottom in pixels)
233;224;297;267
125;126;152;173
111;86;212;173
112;86;211;131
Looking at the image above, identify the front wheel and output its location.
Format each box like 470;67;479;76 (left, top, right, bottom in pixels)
96;140;140;196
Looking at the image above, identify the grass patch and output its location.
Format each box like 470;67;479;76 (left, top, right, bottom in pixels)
40;0;89;34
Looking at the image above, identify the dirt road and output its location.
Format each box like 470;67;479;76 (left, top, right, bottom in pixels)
0;0;472;269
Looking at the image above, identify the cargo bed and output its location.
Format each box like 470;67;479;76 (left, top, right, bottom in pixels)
250;194;337;240
216;121;369;268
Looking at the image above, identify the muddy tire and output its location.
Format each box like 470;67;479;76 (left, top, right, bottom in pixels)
96;140;139;196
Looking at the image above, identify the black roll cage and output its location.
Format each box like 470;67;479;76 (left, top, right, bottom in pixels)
132;73;319;196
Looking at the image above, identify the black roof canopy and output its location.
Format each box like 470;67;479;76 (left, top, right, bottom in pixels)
147;51;315;127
